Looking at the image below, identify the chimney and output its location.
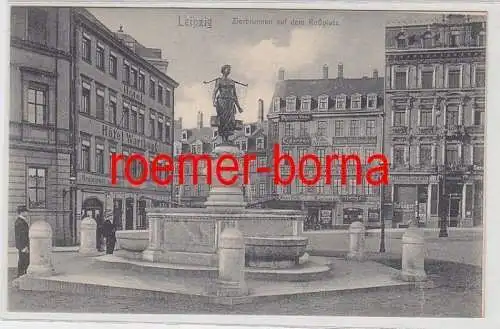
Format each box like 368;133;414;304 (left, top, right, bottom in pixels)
322;64;329;79
372;69;379;79
258;99;264;122
337;63;344;79
278;68;285;81
197;111;203;129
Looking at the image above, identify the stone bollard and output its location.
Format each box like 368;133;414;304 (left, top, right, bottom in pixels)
346;221;366;261
216;227;248;297
399;226;427;281
79;217;99;256
27;219;55;277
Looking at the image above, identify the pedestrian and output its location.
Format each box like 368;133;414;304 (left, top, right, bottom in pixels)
14;205;30;277
102;211;116;254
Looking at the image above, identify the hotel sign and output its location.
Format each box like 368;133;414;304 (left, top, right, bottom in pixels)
77;172;109;186
279;114;312;122
340;195;367;202
281;136;311;146
390;175;429;184
332;136;377;145
122;84;144;103
101;124;160;153
277;194;338;202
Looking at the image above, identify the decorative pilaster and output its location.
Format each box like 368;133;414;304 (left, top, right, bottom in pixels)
142;215;164;262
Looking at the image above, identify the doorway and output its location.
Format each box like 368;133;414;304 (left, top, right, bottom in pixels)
448;194;461;227
113;199;123;230
125;197;134;230
343;208;363;225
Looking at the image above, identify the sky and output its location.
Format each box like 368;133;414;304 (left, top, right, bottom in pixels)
88;8;450;128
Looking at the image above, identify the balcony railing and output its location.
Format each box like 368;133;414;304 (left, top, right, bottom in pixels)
391;126;408;135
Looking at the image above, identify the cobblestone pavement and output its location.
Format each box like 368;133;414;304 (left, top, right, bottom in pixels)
8;259;482;317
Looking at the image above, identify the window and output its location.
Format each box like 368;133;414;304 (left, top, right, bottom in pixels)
239;140;247;151
421;70;434;89
149;111;156;138
284;123;294;136
109;93;117;124
397;36;406;49
130;108;137;132
245;125;251;136
272;122;279;137
318;96;329;111
150;80;156;99
349;120;360;136
422;33;433;48
109;145;117;171
301;96;311;111
191;143;202;154
335;95;345;110
96;87;105;120
367;94;377;109
81;140;91;172
109;54;117;78
257;156;266;167
273;97;281;112
96;45;104;70
449;33;460;47
299;122;308;136
259;183;266;197
446;146;459;165
81;81;91;114
473;145;484;166
447;68;461;88
123;62;130;84
158;85;164;104
27;167;46;208
165;121;171;142
475;67;485;88
446;106;459;127
366;120;375;136
286;96;296;112
165;89;172;107
139;73;145;92
96;144;104;174
393;111;406;126
27;8;48;44
131;68;138;88
122;102;130;129
334;120;344;137
477;33;486;47
256;137;265;150
158;115;164;141
419;144;432;164
393;146;405;166
26;84;47;125
350;95;361;110
394;71;407;89
82;35;91;62
318;121;327;136
420;109;432;127
474;109;484;126
138;111;145;134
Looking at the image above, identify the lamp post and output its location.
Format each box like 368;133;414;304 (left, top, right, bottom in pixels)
379;112;386;253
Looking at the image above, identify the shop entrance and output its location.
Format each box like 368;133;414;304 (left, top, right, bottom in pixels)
82;197;104;250
113;199;123;230
448;194;461;228
343;208;363;225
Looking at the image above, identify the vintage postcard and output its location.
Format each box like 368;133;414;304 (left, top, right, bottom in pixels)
1;2;493;328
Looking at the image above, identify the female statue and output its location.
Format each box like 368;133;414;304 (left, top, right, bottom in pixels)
211;64;245;142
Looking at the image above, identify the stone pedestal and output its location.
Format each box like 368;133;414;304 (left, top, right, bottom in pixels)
27;220;55;277
143;215;164;262
347;221;366;261
216;227;248;297
204;144;246;211
399;226;427;281
79;217;99;256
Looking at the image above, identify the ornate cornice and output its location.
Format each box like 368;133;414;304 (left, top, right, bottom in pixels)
10;37;72;61
386;48;485;64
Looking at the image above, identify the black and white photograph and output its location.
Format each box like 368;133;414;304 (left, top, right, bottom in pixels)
1;2;494;328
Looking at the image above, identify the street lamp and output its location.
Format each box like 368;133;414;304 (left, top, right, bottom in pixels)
379;111;386;253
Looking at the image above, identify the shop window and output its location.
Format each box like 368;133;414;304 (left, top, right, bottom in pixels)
27;167;46;209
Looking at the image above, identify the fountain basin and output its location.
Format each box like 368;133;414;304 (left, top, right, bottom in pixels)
245;236;309;269
115;230;149;260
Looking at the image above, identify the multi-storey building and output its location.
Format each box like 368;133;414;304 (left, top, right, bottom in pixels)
384;14;486;228
266;65;385;230
173;102;268;207
9;7;74;245
72;9;178;241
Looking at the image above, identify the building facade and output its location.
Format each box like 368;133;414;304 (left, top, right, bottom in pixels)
9;7;74;245
266;65;385;230
71;9;178;242
384;14;486;228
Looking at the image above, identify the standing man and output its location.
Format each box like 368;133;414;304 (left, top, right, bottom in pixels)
14;205;29;277
102;211;117;254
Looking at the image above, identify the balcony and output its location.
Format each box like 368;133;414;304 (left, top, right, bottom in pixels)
417;126;437;135
391;126;408;135
465;125;485;135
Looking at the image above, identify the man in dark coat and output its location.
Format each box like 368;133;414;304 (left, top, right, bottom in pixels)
102;213;116;254
14;205;30;277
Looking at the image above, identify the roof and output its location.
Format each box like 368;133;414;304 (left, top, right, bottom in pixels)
271;77;384;100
